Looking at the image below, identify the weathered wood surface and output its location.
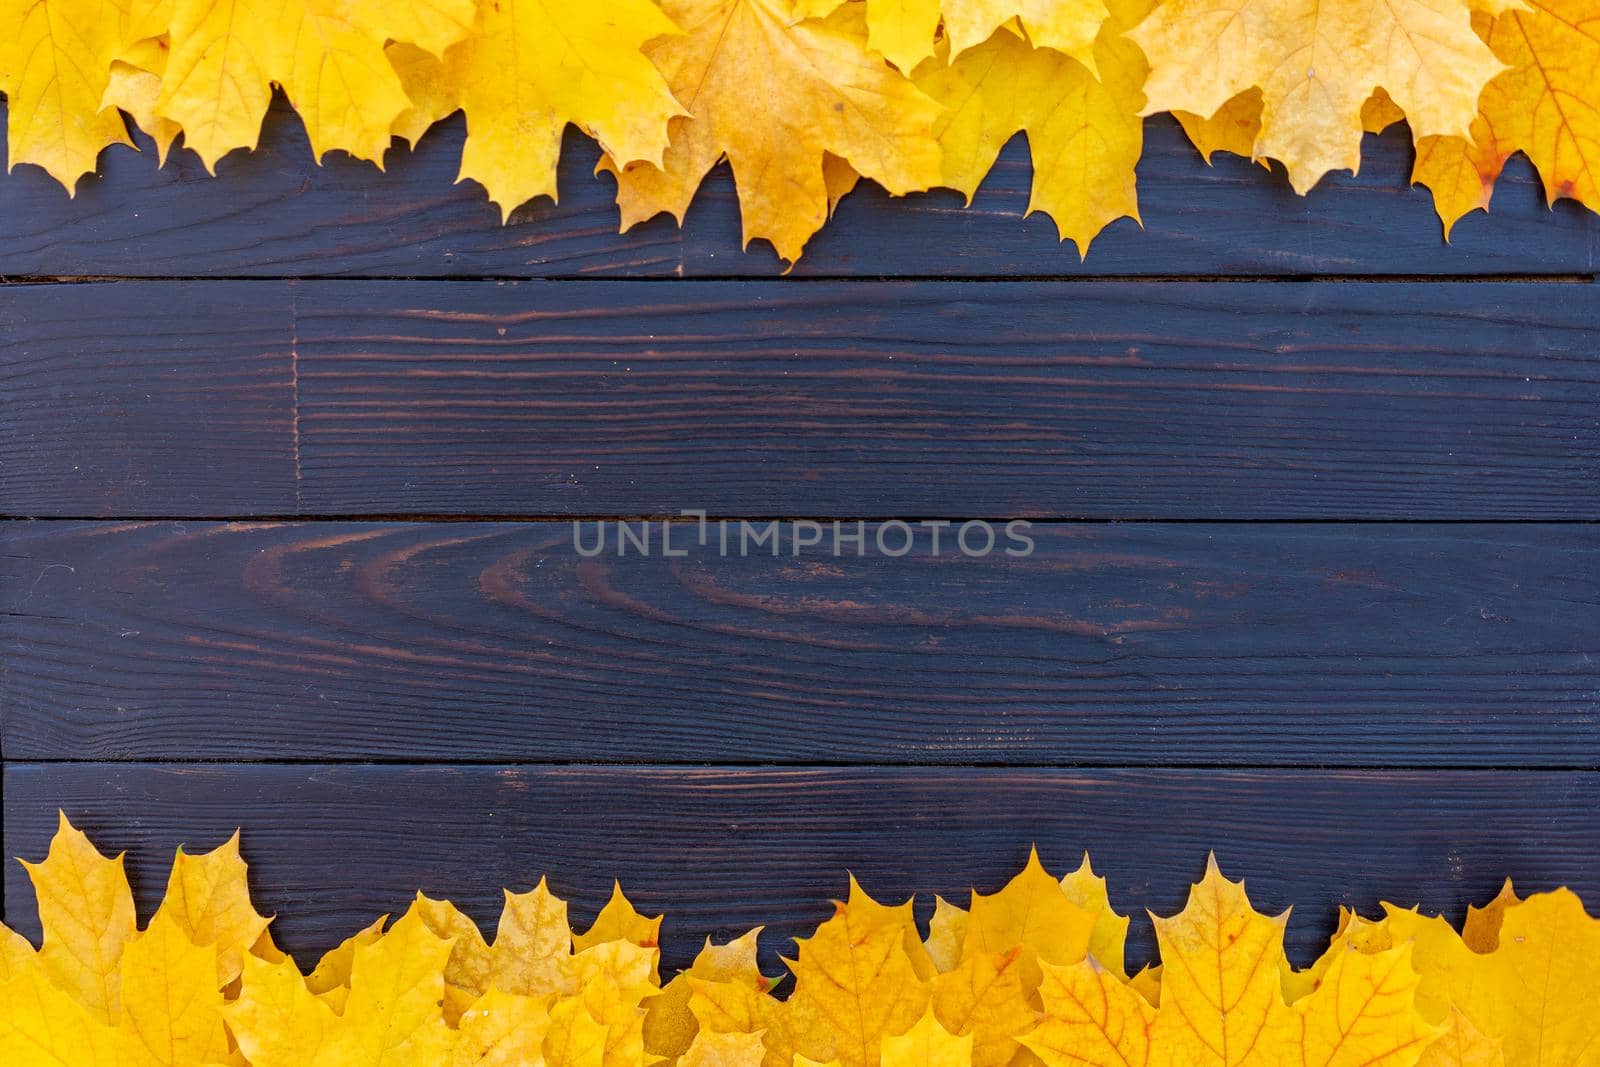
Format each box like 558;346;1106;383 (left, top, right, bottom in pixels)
1;101;1596;278
4;520;1597;764
8;764;1598;973
6;279;1598;519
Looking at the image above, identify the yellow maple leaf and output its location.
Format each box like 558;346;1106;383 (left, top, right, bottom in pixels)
1147;857;1291;1065
601;0;943;264
387;41;458;147
547;994;612;1067
1174;87;1404;166
102;36;184;165
787;885;931;1067
1290;944;1439;1067
925;899;969;975
320;908;455;1065
440;0;686;220
1439;890;1600;1067
494;877;575;997
559;940;661;1067
1021;957;1157;1067
225;954;337;1067
912;1;1151;256
680;1028;768;1067
962;848;1097;982
1417;1009;1505;1067
686;965;798;1067
841;874;938;980
2;923;35;982
799;0;1109;73
1;0;132;188
116;911;231;1067
151;831;272;987
1059;854;1130;978
450;986;555;1067
1413;1;1600;236
305;914;388;1012
930;949;1036;1067
1146;862;1438;1067
884;1004;974;1067
576;883;664;956
152;0;475;170
0;955;127;1066
1461;881;1519;953
411;893;493;1025
19;813;138;1020
645;929;771;1064
1130;0;1504;192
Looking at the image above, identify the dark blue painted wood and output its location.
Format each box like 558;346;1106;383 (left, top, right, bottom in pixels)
5;279;1598;519
4;520;1596;765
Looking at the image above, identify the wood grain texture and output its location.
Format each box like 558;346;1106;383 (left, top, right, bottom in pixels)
4;520;1596;763
7;279;1599;518
1;100;1596;278
6;763;1597;974
0;283;297;515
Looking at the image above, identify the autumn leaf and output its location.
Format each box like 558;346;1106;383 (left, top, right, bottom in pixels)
1416;1010;1504;1067
1461;880;1519;953
225;954;337;1067
493;877;575;997
1021;957;1157;1067
387;41;458;148
912;0;1151;256
1290;944;1439;1067
0;924;33;982
962;847;1098;985
1060;854;1131;978
680;1028;769;1067
441;0;686;220
319;908;455;1065
151;830;272;988
926;899;969;975
305;914;388;1012
102;36;183;164
0;955;127;1066
576;883;664;957
799;0;1110;73
1413;0;1600;236
1;0;131;188
883;1004;974;1067
600;0;943;264
116;911;230;1067
413;893;493;1025
1147;856;1292;1065
930;949;1037;1067
151;0;476;170
786;881;931;1067
1130;0;1504;192
645;928;771;1064
20;812;137;1020
1419;889;1600;1067
450;986;555;1067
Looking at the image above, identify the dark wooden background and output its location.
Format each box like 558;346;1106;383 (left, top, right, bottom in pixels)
2;101;1597;975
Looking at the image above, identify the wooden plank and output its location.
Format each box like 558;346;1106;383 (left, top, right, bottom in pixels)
6;763;1596;974
0;282;297;515
4;520;1595;764
1;102;1595;278
8;280;1600;519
